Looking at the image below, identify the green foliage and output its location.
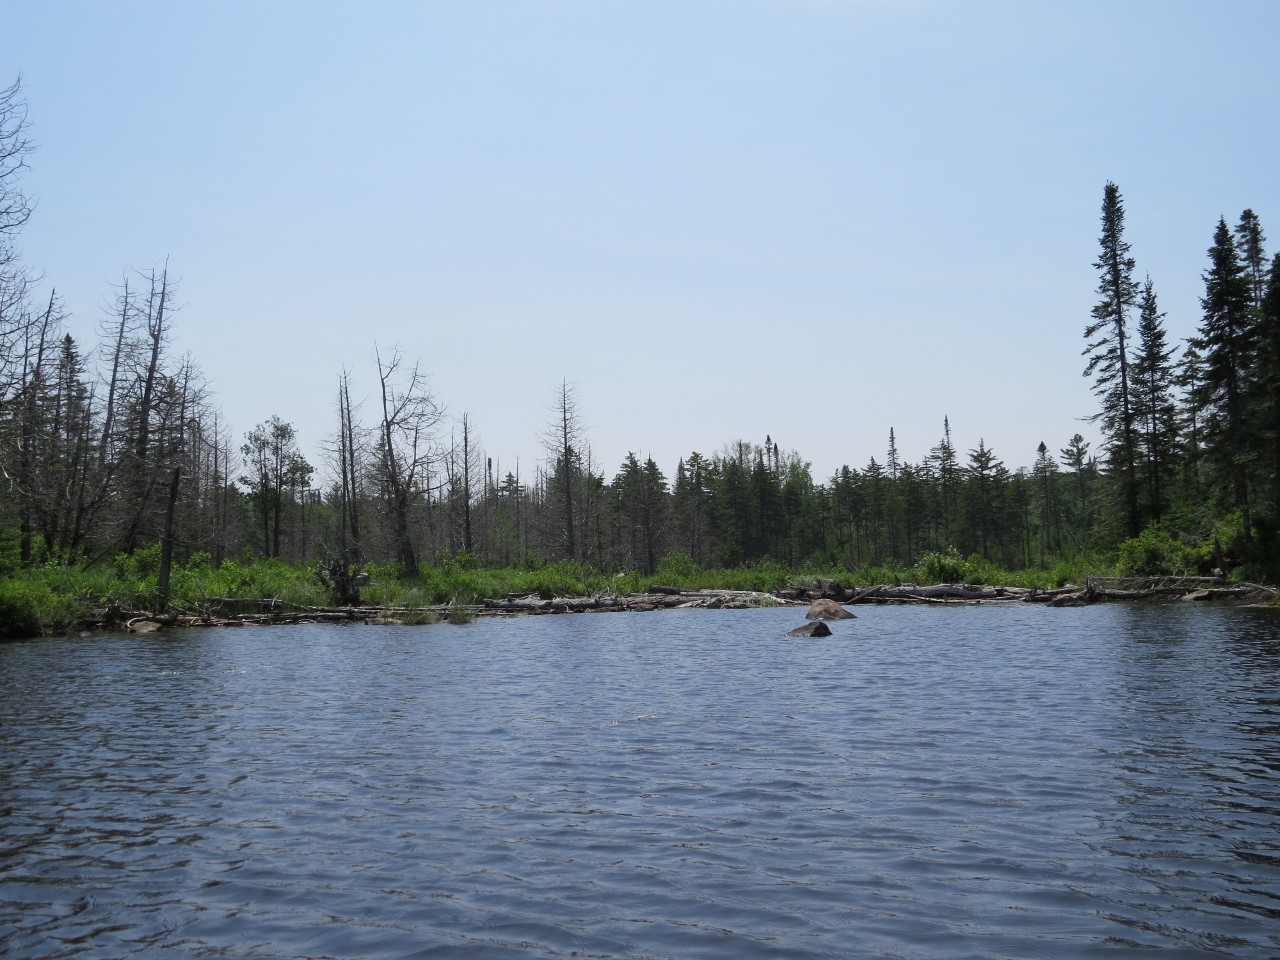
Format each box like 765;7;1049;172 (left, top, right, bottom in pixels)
915;548;968;584
0;577;82;638
446;597;476;624
0;525;20;578
1116;526;1197;576
655;552;699;583
113;543;163;581
0;579;44;638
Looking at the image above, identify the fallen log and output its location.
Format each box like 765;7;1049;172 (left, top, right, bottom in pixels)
850;584;1017;602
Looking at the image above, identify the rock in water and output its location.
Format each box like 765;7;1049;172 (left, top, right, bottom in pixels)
786;621;833;637
806;598;856;620
1046;593;1086;607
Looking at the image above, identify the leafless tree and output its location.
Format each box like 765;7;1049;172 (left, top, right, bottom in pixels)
0;77;33;269
121;263;176;553
541;380;584;560
0;78;34;402
330;368;366;558
443;412;486;555
373;346;442;577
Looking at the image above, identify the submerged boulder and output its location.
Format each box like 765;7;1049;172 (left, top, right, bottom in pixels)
786;621;833;637
805;598;856;620
1046;593;1086;608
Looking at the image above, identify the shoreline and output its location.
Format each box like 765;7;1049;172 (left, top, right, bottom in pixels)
41;576;1277;635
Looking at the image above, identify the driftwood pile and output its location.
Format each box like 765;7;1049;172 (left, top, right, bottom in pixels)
88;588;797;632
481;587;798;615
79;574;1278;634
779;575;1278;608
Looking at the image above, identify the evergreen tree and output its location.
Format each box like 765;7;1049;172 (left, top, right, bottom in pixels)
963;440;1007;561
1194;217;1256;543
1033;442;1061;561
927;417;960;548
884;429;903;560
1059;434;1092;538
670;454;711;566
1235;209;1268;313
1131;277;1178;524
242;417;312;559
1172;341;1206;515
1254;253;1280;525
863;456;885;560
1083;182;1141;538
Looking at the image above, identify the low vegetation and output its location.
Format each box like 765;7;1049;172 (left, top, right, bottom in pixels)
1;540;1216;638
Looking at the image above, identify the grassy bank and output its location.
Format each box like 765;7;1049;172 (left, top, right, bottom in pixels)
0;545;1134;639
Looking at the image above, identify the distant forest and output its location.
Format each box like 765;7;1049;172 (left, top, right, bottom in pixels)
3;79;1280;582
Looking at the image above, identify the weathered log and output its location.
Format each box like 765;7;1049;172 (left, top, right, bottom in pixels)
851;584;1012;602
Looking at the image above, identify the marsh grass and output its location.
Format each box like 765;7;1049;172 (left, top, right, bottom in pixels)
0;547;1118;638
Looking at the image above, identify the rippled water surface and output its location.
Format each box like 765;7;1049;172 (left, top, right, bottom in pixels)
3;605;1280;959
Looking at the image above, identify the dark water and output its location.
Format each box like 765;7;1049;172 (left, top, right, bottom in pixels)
2;606;1280;959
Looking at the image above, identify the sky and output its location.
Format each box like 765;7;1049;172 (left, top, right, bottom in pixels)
3;1;1278;484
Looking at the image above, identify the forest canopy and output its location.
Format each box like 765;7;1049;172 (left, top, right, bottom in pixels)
3;79;1280;606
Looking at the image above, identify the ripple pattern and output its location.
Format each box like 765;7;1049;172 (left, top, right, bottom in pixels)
2;604;1280;958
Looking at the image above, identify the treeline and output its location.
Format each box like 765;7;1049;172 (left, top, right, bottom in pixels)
2;77;1279;583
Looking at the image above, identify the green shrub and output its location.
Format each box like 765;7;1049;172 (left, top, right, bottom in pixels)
1116;526;1193;577
0;579;43;639
655;552;699;584
915;548;967;584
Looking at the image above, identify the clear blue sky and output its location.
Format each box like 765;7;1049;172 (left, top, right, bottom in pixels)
4;1;1278;481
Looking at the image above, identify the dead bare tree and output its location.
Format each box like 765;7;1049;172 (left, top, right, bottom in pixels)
0;77;32;272
443;412;485;556
541;380;584;560
122;263;175;553
0;78;33;404
373;347;442;578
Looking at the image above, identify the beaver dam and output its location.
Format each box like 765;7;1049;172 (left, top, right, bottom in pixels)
83;575;1280;633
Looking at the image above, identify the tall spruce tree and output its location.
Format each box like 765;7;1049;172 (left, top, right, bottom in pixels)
1083;182;1141;538
1032;442;1061;562
1194;217;1256;544
1131;277;1178;524
1059;434;1091;537
1235;209;1268;313
1173;341;1207;512
963;440;1007;561
927;418;959;547
1254;253;1280;526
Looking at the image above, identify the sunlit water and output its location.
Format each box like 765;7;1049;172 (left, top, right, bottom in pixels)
2;605;1279;959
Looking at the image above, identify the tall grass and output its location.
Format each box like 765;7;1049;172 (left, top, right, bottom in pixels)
0;546;1118;639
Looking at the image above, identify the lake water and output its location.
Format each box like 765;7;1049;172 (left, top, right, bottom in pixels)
2;605;1279;959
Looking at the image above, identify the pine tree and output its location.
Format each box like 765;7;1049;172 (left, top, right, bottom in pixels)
885;429;903;561
1033;442;1061;561
1059;434;1092;539
1254;253;1280;524
863;456;885;561
1131;277;1178;524
1083;182;1141;538
1235;209;1268;313
927;417;959;548
963;440;1007;561
1172;341;1206;514
1194;217;1256;543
